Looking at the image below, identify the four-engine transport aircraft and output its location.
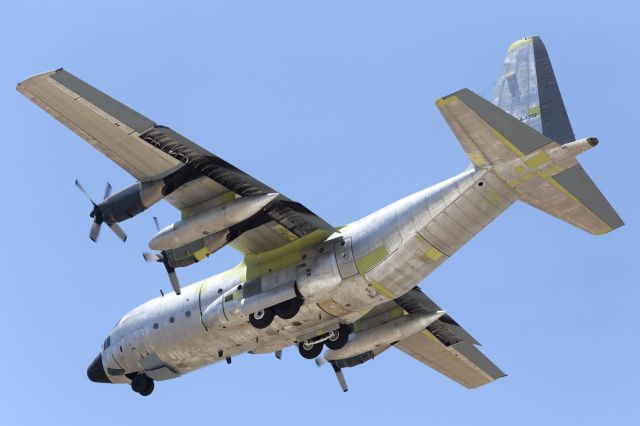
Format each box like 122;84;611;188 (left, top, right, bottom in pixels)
17;36;623;395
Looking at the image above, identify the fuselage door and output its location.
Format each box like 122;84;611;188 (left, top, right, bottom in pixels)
335;237;357;278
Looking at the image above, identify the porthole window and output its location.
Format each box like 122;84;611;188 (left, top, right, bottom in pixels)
185;311;191;318
169;316;175;323
153;323;159;329
217;288;223;294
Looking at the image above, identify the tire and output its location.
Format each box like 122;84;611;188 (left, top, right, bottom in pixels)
275;298;302;320
138;379;154;396
249;307;275;329
131;374;153;395
325;325;349;350
298;341;323;359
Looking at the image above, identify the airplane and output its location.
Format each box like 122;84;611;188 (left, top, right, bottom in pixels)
17;36;623;396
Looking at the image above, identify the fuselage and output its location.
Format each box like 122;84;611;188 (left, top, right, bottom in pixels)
91;165;517;385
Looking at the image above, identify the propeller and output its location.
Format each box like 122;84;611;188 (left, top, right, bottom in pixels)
75;180;127;242
144;217;181;295
315;357;348;392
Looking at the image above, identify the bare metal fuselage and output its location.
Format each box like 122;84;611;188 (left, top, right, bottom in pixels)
101;166;516;384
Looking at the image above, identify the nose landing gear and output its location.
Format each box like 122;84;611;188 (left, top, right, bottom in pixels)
131;373;154;396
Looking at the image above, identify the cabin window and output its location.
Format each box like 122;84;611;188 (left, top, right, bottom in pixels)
169;316;175;323
153;323;159;329
185;311;191;318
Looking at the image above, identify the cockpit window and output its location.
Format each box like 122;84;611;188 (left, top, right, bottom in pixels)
103;336;111;350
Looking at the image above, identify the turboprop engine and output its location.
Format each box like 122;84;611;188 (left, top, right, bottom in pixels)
324;311;445;361
149;192;279;250
75;165;199;242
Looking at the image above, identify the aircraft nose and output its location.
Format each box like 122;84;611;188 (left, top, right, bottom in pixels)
87;353;111;383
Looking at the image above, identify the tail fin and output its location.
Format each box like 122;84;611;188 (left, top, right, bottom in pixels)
436;87;623;235
492;35;575;145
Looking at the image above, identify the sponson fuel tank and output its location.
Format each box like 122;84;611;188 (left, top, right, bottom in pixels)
324;311;445;361
149;193;279;250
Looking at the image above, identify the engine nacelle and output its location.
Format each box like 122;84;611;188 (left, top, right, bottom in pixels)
202;281;297;329
100;180;165;223
149;192;279;250
100;165;199;224
324;311;445;361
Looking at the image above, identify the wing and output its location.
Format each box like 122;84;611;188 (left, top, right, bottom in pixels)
17;69;334;253
393;288;505;389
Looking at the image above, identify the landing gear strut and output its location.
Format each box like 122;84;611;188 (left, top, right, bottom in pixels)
131;373;154;396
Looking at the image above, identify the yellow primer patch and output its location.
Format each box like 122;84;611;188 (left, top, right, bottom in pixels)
424;247;444;261
484;189;502;207
520;172;535;182
492;128;525;157
524;151;550;169
467;151;489;166
193;247;210;261
317;299;350;317
355;245;389;273
271;223;298;242
422;330;440;343
540;164;563;178
508;37;533;53
436;95;459;108
528;105;541;116
515;166;526;175
594;226;613;235
368;280;395;299
244;229;332;280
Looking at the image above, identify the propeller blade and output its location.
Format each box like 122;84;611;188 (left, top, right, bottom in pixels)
103;182;112;200
89;221;101;242
75;179;96;205
107;222;127;242
153;216;160;232
275;350;282;360
331;363;348;392
163;262;181;295
315;357;328;368
143;252;164;263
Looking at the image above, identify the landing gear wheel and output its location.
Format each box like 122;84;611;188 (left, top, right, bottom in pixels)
138;379;154;396
298;341;323;359
131;374;154;396
325;325;349;350
275;298;302;320
249;307;275;329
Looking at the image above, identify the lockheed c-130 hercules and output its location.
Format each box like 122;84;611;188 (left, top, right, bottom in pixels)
18;36;623;396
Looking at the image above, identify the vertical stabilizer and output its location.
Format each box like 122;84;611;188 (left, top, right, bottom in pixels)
493;36;575;144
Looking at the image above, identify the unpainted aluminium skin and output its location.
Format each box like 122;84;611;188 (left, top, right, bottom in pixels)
17;36;623;395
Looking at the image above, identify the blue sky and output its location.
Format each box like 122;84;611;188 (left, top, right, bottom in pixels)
1;1;638;424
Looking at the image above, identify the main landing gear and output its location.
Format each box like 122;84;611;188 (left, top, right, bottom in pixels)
131;373;154;396
249;297;303;329
298;324;350;359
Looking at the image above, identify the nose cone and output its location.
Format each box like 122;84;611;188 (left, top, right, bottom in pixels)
87;353;111;383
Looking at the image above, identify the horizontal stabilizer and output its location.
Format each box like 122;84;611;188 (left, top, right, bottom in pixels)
436;89;623;235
